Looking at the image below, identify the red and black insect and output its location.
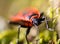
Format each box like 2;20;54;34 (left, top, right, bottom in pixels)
9;7;45;44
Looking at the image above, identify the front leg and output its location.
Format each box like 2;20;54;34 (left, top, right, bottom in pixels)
26;26;39;44
26;27;31;44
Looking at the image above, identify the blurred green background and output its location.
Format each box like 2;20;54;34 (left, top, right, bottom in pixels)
0;0;49;19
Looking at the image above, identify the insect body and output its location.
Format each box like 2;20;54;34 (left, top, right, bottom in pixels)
9;7;45;44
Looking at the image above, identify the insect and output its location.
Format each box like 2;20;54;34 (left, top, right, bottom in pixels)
9;7;45;44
